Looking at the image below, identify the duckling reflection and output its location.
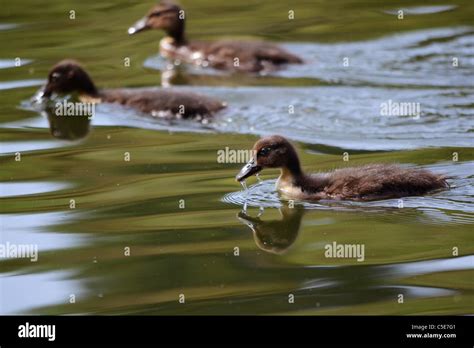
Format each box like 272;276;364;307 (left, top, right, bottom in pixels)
237;206;305;254
160;65;191;87
43;107;91;140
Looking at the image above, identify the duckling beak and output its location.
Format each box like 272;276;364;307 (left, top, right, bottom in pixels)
31;84;51;104
236;158;262;182
128;17;149;35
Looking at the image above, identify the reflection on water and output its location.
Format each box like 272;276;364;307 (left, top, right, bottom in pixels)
237;206;304;254
44;109;91;141
0;181;71;198
0;140;75;155
380;255;474;278
0;212;84;252
383;5;457;16
0;79;43;91
277;28;474;87
1;0;473;315
1;129;471;315
0;270;85;314
0;59;32;70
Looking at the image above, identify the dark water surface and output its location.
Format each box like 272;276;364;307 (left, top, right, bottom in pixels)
0;0;473;314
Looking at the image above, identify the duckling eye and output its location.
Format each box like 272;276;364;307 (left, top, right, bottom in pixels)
258;147;272;157
51;72;61;81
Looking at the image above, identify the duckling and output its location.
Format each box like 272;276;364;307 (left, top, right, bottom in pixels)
236;135;449;201
35;60;226;119
128;1;303;74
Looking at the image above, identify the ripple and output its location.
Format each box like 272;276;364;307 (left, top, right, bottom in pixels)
0;23;19;31
384;5;457;16
210;86;474;150
276;27;474;88
144;27;474;89
379;255;474;278
15;28;474;153
0;59;33;70
0;140;77;155
383;285;456;298
17;84;469;151
0;270;85;314
0;181;71;198
0;212;86;252
0;79;43;90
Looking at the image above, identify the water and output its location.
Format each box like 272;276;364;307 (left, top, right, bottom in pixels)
0;0;473;315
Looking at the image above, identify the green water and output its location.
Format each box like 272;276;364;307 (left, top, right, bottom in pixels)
0;0;473;315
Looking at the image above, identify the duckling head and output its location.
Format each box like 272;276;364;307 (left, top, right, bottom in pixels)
128;1;185;43
236;135;302;182
39;60;97;99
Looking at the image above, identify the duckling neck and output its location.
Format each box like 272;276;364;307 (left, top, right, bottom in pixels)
278;161;327;194
79;89;102;104
167;21;187;46
278;156;303;186
78;78;99;97
84;85;99;97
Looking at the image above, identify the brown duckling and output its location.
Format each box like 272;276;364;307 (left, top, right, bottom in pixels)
128;1;303;74
36;60;226;119
236;135;449;201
